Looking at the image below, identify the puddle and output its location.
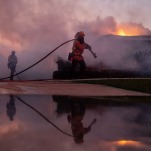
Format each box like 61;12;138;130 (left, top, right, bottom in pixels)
0;95;151;150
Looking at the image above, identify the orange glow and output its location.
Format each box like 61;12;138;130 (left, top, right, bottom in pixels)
116;27;136;36
0;35;22;50
116;140;143;147
117;29;126;36
115;23;150;36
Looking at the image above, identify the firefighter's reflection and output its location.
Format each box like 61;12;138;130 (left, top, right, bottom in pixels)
67;101;96;144
6;95;16;121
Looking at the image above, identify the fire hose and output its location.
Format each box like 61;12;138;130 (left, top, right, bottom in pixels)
0;39;76;80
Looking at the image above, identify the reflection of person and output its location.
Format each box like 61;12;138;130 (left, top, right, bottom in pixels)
70;31;97;77
8;50;18;81
67;101;91;144
6;95;16;121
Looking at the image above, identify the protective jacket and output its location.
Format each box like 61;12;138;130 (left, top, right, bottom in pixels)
72;40;88;61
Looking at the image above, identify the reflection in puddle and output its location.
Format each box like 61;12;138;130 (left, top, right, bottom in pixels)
0;95;151;151
6;95;16;121
66;100;96;144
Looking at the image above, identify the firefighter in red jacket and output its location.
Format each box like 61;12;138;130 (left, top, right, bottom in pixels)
70;31;97;77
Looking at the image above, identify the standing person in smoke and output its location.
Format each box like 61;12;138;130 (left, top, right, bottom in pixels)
8;50;18;81
69;31;97;78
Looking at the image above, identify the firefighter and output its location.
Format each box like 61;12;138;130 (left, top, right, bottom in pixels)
8;50;18;81
70;31;97;77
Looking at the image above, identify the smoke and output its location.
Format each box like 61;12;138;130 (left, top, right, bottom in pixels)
75;16;151;72
0;0;76;80
0;1;151;79
76;16;151;40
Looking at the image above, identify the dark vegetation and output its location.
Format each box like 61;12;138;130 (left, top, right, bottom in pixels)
53;56;151;79
52;95;151;116
52;56;151;94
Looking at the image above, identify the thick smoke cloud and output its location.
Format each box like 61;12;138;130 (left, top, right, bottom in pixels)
76;16;151;40
0;1;151;79
0;0;76;79
75;16;151;72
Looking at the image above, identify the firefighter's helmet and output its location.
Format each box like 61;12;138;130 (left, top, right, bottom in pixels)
79;31;85;36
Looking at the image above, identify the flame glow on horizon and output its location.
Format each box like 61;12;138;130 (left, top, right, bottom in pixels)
78;16;151;39
115;140;143;147
117;29;126;36
116;27;144;36
115;23;151;36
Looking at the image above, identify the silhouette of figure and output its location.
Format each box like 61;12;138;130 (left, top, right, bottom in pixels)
67;101;92;144
70;31;97;78
8;50;18;80
6;95;16;121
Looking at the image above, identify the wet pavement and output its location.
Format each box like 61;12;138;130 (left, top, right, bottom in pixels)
0;81;150;96
0;95;151;151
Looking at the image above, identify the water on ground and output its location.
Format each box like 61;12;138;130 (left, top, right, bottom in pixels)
1;95;151;151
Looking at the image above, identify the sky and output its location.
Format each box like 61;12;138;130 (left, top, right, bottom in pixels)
0;0;151;79
0;0;151;53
